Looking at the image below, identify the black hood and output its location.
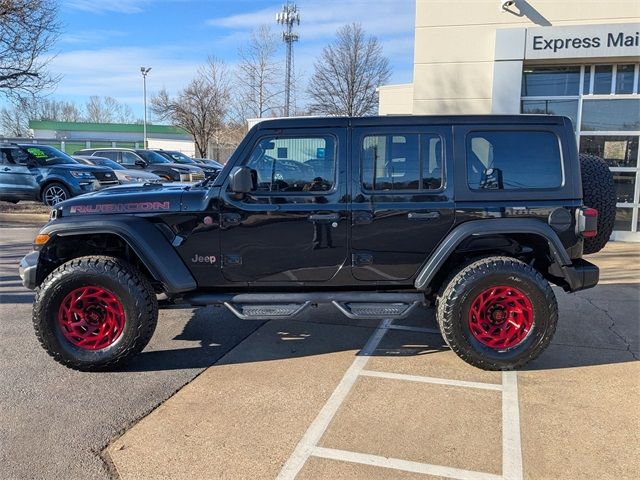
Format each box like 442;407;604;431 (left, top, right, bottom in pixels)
56;182;190;216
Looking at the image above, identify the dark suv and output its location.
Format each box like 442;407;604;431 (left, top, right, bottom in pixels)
152;149;221;179
20;116;615;371
0;144;118;206
74;148;205;182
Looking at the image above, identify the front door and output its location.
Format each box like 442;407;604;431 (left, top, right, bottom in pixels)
350;126;455;281
219;128;349;283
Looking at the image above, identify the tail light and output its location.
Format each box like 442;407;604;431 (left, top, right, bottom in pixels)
578;207;598;238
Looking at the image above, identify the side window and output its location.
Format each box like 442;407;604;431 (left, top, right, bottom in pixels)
362;133;443;191
98;151;119;162
244;136;335;193
7;149;33;166
0;150;9;165
121;152;139;165
466;131;562;191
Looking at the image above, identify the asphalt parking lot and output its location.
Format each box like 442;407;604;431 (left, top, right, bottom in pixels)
1;221;638;480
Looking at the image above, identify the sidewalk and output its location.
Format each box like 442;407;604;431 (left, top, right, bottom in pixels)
106;242;639;480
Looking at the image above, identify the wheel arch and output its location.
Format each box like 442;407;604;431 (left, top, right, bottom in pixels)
36;217;197;294
415;219;573;293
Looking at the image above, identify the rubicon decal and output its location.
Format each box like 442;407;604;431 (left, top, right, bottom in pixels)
191;254;217;264
69;202;171;214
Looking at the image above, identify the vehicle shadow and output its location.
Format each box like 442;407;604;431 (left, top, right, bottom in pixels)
127;282;639;373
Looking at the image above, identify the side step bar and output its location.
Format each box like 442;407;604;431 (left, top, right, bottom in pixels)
182;292;426;320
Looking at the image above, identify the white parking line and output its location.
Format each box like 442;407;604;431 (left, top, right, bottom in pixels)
501;371;523;480
276;319;393;480
277;319;525;480
312;447;503;480
360;369;503;391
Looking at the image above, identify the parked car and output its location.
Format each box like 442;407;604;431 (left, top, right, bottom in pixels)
20;115;616;371
73;148;205;182
196;158;225;168
0;144;118;206
152;149;221;178
74;155;162;184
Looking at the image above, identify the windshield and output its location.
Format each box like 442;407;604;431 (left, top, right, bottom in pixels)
23;145;78;166
137;151;171;164
165;151;196;164
91;158;126;170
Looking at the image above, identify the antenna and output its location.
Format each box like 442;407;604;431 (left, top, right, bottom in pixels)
276;2;300;117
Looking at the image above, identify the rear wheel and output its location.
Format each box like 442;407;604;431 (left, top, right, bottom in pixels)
580;153;616;254
33;256;158;371
437;256;557;370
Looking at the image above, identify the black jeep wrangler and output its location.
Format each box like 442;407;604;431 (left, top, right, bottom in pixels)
19;116;616;371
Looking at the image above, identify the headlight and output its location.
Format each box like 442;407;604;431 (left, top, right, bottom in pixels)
124;175;144;182
70;171;94;179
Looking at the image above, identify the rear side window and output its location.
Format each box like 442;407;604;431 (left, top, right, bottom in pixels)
97;151;119;162
466;131;562;190
362;133;443;191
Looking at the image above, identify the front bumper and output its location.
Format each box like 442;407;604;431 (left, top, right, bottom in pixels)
19;251;39;290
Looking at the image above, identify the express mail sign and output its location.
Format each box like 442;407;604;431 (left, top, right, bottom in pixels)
525;23;640;60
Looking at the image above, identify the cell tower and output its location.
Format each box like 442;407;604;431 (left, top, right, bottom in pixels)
276;2;300;117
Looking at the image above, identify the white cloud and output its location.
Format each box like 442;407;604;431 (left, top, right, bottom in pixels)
60;30;128;45
63;1;151;14
47;46;204;109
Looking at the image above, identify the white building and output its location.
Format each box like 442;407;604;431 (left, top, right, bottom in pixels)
379;0;640;241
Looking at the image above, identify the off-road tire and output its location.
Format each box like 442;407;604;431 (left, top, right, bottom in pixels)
436;256;557;370
33;256;158;371
579;153;616;254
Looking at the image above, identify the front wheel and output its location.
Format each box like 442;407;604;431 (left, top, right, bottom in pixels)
436;256;557;370
42;182;70;206
33;256;158;371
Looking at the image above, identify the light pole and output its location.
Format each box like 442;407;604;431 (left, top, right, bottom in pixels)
276;3;300;117
140;66;151;148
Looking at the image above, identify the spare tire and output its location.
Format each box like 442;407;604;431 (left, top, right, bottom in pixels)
579;153;616;254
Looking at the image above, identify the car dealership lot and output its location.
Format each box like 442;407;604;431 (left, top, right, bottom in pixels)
1;223;638;480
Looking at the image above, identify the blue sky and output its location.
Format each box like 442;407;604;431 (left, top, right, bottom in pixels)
48;0;416;119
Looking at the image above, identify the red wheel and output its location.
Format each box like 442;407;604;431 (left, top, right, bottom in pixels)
467;286;534;350
57;286;126;350
437;256;558;370
34;256;158;370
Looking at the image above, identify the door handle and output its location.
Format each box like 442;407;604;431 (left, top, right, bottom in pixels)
2;167;10;172
408;211;441;220
308;213;340;221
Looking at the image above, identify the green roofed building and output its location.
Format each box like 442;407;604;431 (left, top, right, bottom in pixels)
28;120;195;156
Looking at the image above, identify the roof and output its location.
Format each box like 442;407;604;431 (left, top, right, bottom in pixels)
253;114;568;130
28;120;187;135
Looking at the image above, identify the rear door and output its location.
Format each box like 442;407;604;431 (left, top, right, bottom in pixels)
350;125;455;281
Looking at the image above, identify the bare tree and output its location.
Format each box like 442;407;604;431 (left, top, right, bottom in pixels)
37;98;83;122
85;96;135;123
152;57;232;158
235;25;282;120
0;0;60;101
0;99;35;136
307;23;391;117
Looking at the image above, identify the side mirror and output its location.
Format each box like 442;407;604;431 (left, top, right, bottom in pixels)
134;159;147;168
229;166;255;194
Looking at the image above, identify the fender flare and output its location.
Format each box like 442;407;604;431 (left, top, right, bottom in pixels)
414;218;572;290
39;216;197;293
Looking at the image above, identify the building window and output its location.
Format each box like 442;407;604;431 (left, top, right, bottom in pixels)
522;63;640;238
